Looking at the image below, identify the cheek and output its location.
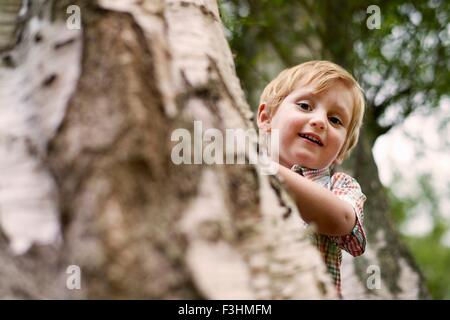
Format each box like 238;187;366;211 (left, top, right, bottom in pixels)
282;120;304;145
277;127;294;148
273;115;302;136
282;115;305;133
329;129;347;152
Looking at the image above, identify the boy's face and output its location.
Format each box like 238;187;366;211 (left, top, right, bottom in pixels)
258;80;353;170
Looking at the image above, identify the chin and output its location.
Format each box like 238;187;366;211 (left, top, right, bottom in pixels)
290;154;317;169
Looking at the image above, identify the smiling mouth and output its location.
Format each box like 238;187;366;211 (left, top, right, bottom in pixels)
298;133;323;146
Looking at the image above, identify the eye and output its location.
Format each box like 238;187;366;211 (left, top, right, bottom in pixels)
296;102;312;111
329;116;343;126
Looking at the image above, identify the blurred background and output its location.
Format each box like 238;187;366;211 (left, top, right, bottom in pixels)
219;0;449;299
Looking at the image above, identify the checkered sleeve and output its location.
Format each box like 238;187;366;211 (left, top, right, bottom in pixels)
330;172;367;257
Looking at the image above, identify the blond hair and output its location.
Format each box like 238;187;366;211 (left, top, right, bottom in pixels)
259;60;365;162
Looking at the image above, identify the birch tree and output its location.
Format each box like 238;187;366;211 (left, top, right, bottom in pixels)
0;0;337;299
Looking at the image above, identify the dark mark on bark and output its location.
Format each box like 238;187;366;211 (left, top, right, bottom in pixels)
2;54;16;68
270;176;292;219
54;38;76;50
24;137;39;158
34;32;43;43
42;74;58;87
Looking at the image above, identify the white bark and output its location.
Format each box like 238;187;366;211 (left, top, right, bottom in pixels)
93;0;336;299
0;0;338;299
0;1;82;254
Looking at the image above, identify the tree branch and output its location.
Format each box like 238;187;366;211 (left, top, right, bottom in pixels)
373;86;412;120
374;122;393;137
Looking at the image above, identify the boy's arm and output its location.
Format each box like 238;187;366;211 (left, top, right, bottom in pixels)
276;164;356;236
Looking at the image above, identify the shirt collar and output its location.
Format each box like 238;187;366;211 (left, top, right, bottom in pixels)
291;164;330;183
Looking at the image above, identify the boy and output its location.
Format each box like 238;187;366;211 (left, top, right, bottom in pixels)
257;60;367;298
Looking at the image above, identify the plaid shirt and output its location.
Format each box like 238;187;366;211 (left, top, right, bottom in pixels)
291;165;367;298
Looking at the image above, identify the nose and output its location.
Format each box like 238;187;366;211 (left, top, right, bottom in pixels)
310;113;326;130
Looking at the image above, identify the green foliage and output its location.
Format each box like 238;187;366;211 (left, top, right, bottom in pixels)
386;186;415;225
403;226;450;299
355;0;449;135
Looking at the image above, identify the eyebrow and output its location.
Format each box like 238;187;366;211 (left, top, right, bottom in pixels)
294;94;350;115
333;104;351;124
334;104;350;116
292;91;315;100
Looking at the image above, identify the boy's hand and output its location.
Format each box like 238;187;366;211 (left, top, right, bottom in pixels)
275;164;356;236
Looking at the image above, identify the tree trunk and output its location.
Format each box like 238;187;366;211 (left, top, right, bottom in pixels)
339;114;430;299
0;0;338;299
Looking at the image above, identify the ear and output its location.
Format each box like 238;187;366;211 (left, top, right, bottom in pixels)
257;103;271;132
